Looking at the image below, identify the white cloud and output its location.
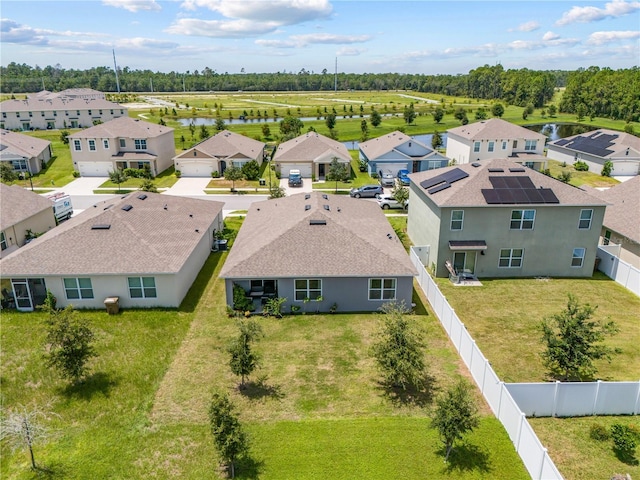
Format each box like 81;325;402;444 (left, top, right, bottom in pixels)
587;30;640;44
102;0;162;12
542;31;561;41
0;18;105;46
166;18;280;37
513;21;540;32
556;0;640;25
336;47;365;56
180;0;332;24
289;33;371;45
255;39;298;48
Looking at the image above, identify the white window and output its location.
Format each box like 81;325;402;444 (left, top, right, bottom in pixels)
450;210;464;230
63;278;94;300
571;248;585;267
294;279;322;301
73;139;81;151
525;140;537;151
473;141;480;153
128;277;157;298
103;139;109;149
510;210;535;230
1;231;7;251
578;209;593;229
502;141;507;150
369;278;397;300
88;139;96;151
488;141;495;152
499;248;524;268
119;138;126;148
134;139;147;150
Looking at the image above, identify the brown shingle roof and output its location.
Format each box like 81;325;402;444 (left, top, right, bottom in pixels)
409;159;607;207
0;192;223;276
175;130;264;160
0;129;51;159
68;117;173;139
548;129;640;159
0;184;54;229
273;132;350;163
219;192;417;278
1;96;124;113
585;177;640;242
448;118;546;142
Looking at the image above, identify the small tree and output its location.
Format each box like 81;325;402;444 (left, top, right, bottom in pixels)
44;305;96;384
215;117;227;132
224;165;244;192
370;301;426;390
269;185;286;198
0;163;18;183
139;179;158;192
208;393;249;479
491;103;505;117
59;129;70;144
601;160;613;177
403;103;416;125
431;131;443;150
431;380;479;461
241;160;260;181
370;109;382;127
392;183;409;210
0;404;56;470
360;119;369;141
432;107;444;124
109;169;128;192
325;113;337;130
199;124;210;140
540;294;620;381
548;104;557;117
326;157;349;193
228;319;264;387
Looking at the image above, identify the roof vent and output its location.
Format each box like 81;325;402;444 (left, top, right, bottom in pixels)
509;167;526;172
91;224;111;230
163;204;168;210
137;194;147;200
305;194;311;200
309;219;326;225
189;214;193;217
488;168;504;173
305;205;311;211
103;204;113;210
322;194;328;200
121;204;133;211
323;205;330;211
471;162;481;167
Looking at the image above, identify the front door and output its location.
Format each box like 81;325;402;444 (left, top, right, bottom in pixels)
318;163;325;179
11;278;47;312
220;160;227;175
453;252;477;274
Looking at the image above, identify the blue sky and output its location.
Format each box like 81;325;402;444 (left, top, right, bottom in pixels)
1;0;639;74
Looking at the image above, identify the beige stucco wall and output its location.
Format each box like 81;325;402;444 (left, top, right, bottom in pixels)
601;227;640;268
1;208;56;257
407;183;442;273
446;134;545;165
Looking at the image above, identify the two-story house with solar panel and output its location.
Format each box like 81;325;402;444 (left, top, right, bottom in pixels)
407;159;607;279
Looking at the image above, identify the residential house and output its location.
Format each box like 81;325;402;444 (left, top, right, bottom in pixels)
0;183;56;259
359;130;448;175
0;89;127;131
546;129;640;176
272;132;351;179
407;159;606;279
0;192;224;311
219;192;417;312
584;177;640;268
446;118;547;169
68;117;175;177
173;130;266;177
0;129;52;174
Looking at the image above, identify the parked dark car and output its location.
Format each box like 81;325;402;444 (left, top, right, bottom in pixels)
378;170;395;187
349;184;383;198
397;169;410;186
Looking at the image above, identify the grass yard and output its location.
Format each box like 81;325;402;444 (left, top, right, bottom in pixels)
546;159;620;188
436;274;640;383
528;416;640;480
1;236;530;478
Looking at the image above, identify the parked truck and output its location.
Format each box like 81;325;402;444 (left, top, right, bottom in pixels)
46;192;73;222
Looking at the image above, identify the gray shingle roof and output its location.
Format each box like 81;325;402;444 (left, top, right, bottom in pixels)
409;159;607;207
175;130;264;160
1;95;123;113
0;129;51;159
359;130;434;161
273;132;351;163
0;192;224;276
585;177;640;242
219;192;417;278
0;184;54;229
448;118;546;142
68;117;173;139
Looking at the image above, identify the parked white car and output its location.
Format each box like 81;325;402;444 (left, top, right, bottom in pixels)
376;194;408;210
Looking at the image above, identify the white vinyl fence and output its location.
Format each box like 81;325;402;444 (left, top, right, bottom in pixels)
410;247;563;480
597;245;640;296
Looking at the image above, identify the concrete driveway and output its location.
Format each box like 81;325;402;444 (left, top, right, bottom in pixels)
163;177;211;196
48;177;108;195
280;177;313;196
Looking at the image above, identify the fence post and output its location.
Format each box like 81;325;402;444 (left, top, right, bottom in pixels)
592;380;602;415
458;322;465;353
539;448;549;480
497;382;504;417
635;380;640;415
516;413;526;452
552;381;560;417
481;358;489;394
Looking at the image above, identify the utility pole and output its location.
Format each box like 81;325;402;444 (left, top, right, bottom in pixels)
334;57;337;92
112;49;121;93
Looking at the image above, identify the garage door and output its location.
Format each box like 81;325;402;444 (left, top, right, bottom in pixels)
611;161;639;176
283;164;312;178
178;161;215;177
377;163;407;176
77;162;113;177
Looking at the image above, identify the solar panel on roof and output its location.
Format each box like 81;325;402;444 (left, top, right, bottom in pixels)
428;183;451;194
481;189;501;204
505;177;521;188
444;168;469;183
489;177;508;189
539;189;560;203
555;139;570;146
420;178;445;190
420;168;468;190
496;188;516;203
515;177;535;189
524;189;544;203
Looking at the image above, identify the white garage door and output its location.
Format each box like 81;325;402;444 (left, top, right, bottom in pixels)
611;161;639;176
77;162;113;177
178;161;215;177
377;163;407;176
283;164;312;178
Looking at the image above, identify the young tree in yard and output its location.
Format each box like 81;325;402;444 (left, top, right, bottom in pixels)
215;117;227;132
0;163;18;183
432;107;444;124
432;379;479;462
392;184;409;210
325;113;337;130
326;157;349;193
370;109;382;127
360;119;369;141
241;160;260;181
0;404;56;470
109;169;128;192
139;179;158;193
279;115;304;140
269;185;286;198
371;301;426;391
491;103;505;118
431;131;443;150
403;103;416;125
208;392;249;479
228;319;264;387
44;305;96;384
540;294;620;381
199;124;210;140
224;165;244;192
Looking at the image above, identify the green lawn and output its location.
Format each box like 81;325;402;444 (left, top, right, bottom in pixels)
436;275;640;383
546;159;620;188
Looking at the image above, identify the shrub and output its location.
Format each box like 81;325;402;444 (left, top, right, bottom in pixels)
574;160;589;171
558;171;572;183
241;160;260;181
232;283;253;312
611;423;637;461
72;171;80;178
602;160;613;177
175;170;182;178
589;423;610;441
211;171;220;178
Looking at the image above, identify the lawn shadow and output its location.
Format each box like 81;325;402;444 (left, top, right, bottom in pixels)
411;287;429;316
234;454;265;480
438;443;491;474
179;252;224;313
59;371;118;400
29;461;69;479
614;447;639;466
378;372;438;408
238;375;285;401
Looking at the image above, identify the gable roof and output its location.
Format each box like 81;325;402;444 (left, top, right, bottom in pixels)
447;118;546;142
0;129;51;159
175;130;264;160
1;95;123;113
220;192;417;278
409;158;607;208
68;117;173;140
584;177;640;242
0;184;54;229
0;192;223;276
549;129;640;159
359;130;434;161
273;132;351;163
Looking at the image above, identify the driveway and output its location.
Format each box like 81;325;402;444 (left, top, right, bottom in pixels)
163;177;211;196
280;177;313;196
48;177;108;195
